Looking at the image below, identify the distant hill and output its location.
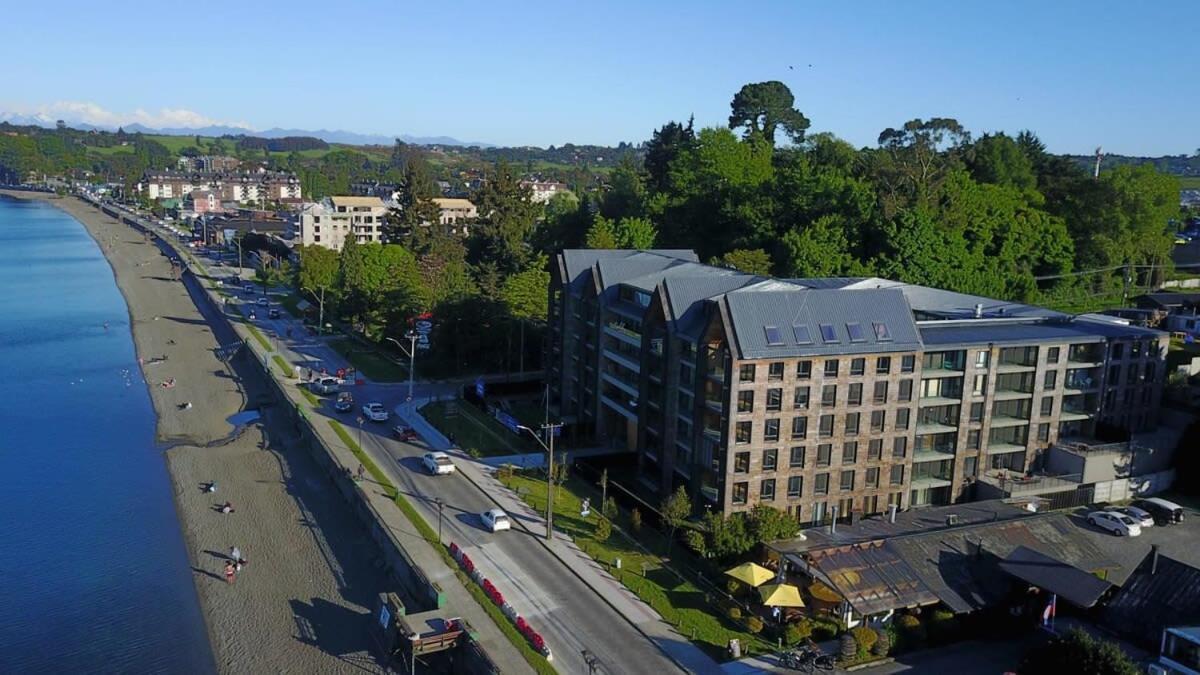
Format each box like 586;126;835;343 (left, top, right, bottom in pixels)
1064;153;1200;177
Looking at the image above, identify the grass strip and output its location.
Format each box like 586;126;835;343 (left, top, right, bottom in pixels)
245;323;272;351
325;420;554;672
272;354;294;378
299;386;320;406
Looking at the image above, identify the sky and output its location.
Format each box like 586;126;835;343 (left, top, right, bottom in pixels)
2;0;1197;155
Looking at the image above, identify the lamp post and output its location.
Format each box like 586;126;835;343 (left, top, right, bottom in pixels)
385;331;419;402
234;235;243;275
518;422;563;541
302;286;327;336
436;497;444;544
357;416;364;451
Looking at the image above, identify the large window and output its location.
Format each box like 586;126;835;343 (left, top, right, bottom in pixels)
845;413;861;435
874;381;889;404
890;465;905;486
895;408;911;430
870;410;886;432
797;361;812;379
791;416;808;440
794;386;810;409
824;359;839;377
840;470;856;492
814;473;830;495
842;441;858;464
901;355;915;373
893;436;908;458
737;390;754;413
899;379;913;402
732;482;748;504
790;446;806;468
734;451;750;473
766;388;782;412
868;438;883;460
819;415;834;438
850;358;866;376
848;383;863;406
816;443;832;467
739;364;756;383
822;385;838;407
760;479;776;501
1044;370;1057;390
762;448;778;471
769;362;785;381
876;356;892;375
866;467;880;488
764;418;780;442
736;421;752;444
787;475;803;498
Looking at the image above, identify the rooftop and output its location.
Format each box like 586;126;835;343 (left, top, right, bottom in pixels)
432;198;475;209
329;195;385;208
1104;549;1200;647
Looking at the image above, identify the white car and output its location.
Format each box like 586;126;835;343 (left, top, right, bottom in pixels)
1087;510;1142;537
310;377;340;395
256;297;269;307
1104;505;1154;528
362;402;389;422
480;509;512;533
422;452;456;475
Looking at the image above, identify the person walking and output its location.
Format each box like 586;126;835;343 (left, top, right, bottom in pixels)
224;561;236;585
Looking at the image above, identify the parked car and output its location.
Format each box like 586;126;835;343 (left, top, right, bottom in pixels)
362;402;389;422
480;509;512;533
422;451;456;475
1131;497;1185;525
310;377;340;395
1086;510;1142;537
1104;505;1155;528
268;308;280;319
257;297;269;307
334;392;354;413
393;425;418;441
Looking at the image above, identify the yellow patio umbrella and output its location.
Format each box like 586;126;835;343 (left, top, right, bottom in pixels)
725;562;775;587
759;583;806;608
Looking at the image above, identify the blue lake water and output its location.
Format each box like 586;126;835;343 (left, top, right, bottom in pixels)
0;196;214;673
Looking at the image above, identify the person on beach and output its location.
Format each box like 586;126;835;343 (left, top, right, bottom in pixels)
204;481;217;493
224;561;236;584
235;557;246;573
356;464;365;482
220;501;234;514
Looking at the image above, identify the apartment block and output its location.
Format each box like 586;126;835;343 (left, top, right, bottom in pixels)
546;250;1167;522
297;196;388;251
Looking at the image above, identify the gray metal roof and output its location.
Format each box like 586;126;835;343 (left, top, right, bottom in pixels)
845;278;1064;320
560;249;696;292
997;545;1113;608
662;273;766;339
920;317;1165;348
724;288;922;359
1103;550;1200;647
783;277;869;290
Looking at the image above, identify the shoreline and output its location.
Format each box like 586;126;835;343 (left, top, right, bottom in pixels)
2;190;389;673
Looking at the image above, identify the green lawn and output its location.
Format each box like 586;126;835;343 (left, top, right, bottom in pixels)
422;400;534;457
1178;176;1200;190
499;472;774;659
272;354;294;378
245;323;272;351
299;385;320;406
327;337;407;382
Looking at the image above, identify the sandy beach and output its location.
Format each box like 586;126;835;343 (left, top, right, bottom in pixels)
4;191;391;673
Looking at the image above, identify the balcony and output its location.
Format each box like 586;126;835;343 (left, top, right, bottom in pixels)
919;394;961;407
911;475;954;489
1059;407;1093;422
996;361;1037;374
977;470;1082;497
1063;373;1100;395
602;348;640;374
916;420;958;434
604;321;641;346
1067;344;1105;368
987;441;1026;454
989;415;1029;429
914;446;957;461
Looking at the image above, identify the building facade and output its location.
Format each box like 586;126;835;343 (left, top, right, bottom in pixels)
297;196;388;251
546;250;1167;521
432;198;476;233
140;169;302;203
520;180;570;204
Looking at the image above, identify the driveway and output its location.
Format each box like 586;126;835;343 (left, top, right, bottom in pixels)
1065;497;1200;584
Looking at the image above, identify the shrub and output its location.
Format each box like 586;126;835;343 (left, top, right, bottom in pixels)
496;464;514;481
747;616;764;634
871;627;890;656
685;529;708;557
603;496;618;520
631;507;643;532
594;516;612;543
726;578;742;596
851;626;878;655
786;620;813;645
897;614;926;644
812;618;841;641
727;607;742;621
839;633;858;659
928;608;959;643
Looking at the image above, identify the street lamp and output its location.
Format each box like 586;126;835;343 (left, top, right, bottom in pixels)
302;286;327;336
385;331;419;402
234;235;243;275
517;422;563;541
357;416;364;451
436;497;444;544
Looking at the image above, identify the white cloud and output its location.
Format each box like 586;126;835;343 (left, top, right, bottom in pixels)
0;100;253;130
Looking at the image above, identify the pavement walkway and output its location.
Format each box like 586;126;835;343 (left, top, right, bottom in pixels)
399;398;725;675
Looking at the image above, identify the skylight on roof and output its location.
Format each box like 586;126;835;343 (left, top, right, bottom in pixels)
846;322;867;343
793;324;812;345
873;322;892;342
764;325;784;346
819;323;838;343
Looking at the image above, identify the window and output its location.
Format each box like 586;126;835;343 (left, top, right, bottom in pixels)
732;482;748;504
765;419;780;442
791;416;808;440
766;388;782;412
769;362;785;381
873;322;892;341
739;364;756;382
975;350;990;368
851;358;866;376
868;438;883;460
736;421;752;444
1146;363;1156;382
968;429;981;450
764;326;784;345
1112;343;1124;359
676;418;691;440
843;441;858;464
970;402;984;423
848;383;862;406
789;446;807;468
888;491;903;508
876;357;892;375
890;465;905;486
824;359;839;377
963;456;978;478
794;386;810;409
815;473;830;495
1047;347;1060;364
734;451;750;473
822;385;838;407
973;374;988;396
895;408;911;430
1040;396;1053;416
901;355;916;373
870;410;886;433
1038;422;1050;442
847;323;867;343
866;467;881;489
873;381;889;404
792;325;812;345
787;475;803;498
819;324;838;343
819;415;834;438
893;436;908;458
737;390;754;413
1108;365;1120;384
840;470;856;491
797;361;812;379
763;448;778;471
899;379;913;402
760;478;776;501
1043;370;1057;390
816;443;833;467
845;413;860;436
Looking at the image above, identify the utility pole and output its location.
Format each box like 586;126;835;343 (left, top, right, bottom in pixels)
519;422;564;541
385;331;420;401
303;286;327;335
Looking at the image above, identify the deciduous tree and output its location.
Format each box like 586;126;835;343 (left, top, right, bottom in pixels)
728;81;811;145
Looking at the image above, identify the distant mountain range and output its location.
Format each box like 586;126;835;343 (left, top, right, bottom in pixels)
0;112;492;148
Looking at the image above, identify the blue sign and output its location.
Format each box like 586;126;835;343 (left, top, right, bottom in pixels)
475;377;485;399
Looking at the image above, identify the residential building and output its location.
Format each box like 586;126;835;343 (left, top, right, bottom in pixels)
546;249;1168;519
432;198;476;233
520;179;570;204
297;196;388;251
176;155;241;172
139;169;302;203
185;189;220;215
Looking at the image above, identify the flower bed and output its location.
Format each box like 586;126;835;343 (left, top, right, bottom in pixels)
450;541;552;660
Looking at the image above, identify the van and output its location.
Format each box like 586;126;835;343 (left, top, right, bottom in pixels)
1131;497;1185;525
310;377;340;395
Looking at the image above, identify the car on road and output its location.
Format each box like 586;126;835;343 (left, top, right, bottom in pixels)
1086;510;1142;537
393;425;418;441
480;509;512;532
268;308;280;319
1131;497;1185;525
1104;505;1155;528
257;297;269;307
422;451;456;475
334;392;354;413
310;377;340;395
362;402;389;422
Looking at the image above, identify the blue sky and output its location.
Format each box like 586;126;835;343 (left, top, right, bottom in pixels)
2;1;1196;154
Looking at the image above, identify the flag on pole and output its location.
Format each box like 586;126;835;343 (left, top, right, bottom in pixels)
1042;593;1057;627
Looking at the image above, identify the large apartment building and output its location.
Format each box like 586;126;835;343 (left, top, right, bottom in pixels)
297;196;388;250
546;250;1167;521
140;169;302;203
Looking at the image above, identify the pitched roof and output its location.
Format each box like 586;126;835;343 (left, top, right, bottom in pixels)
919;317;1163;348
1136;292;1200;309
805;540;941;616
997;545;1113;608
432;198;475;209
559;250;697;292
1103;550;1200;647
329;195;385;208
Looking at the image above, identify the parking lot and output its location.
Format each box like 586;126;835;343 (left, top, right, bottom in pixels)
1066;495;1200;584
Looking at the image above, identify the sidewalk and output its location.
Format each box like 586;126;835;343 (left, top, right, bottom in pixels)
399;398;725;675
